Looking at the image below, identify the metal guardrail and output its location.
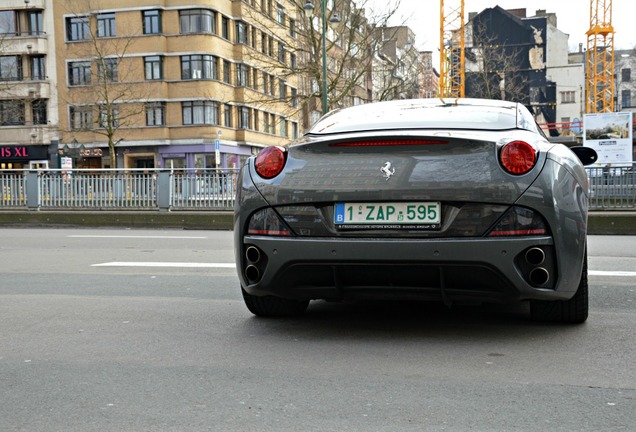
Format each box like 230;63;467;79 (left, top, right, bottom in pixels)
587;165;636;210
0;169;238;211
1;166;635;211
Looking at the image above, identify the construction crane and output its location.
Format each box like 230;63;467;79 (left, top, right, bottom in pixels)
585;0;614;113
439;0;465;98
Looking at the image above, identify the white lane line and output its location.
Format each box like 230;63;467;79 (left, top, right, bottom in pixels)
589;270;636;277
70;235;208;239
92;262;235;268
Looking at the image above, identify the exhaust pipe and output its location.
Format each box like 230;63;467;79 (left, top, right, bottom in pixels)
245;265;260;284
246;246;261;264
529;267;549;286
525;247;545;266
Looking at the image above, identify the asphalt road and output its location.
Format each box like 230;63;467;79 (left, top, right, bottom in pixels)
0;228;634;432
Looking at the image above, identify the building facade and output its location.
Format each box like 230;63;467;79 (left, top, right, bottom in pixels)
53;0;303;170
0;0;59;170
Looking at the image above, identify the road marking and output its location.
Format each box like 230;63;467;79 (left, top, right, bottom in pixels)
70;235;208;239
589;270;636;277
92;262;235;268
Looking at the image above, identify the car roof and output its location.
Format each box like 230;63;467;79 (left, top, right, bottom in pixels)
307;98;540;135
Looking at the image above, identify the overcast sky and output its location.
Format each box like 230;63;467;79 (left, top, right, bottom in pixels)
364;0;635;54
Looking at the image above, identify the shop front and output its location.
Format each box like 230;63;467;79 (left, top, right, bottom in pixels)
157;142;253;171
1;144;51;170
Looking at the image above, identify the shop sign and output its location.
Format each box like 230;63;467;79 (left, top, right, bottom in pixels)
1;146;47;161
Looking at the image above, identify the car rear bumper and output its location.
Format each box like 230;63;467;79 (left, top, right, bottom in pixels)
237;235;578;304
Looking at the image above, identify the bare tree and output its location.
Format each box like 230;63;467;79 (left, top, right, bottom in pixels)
241;0;404;127
62;0;151;167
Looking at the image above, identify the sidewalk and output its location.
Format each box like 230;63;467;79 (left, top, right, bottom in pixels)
0;210;634;234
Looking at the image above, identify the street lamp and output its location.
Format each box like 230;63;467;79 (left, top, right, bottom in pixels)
304;0;340;115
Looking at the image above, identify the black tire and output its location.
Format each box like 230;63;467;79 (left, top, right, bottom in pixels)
530;251;589;324
241;288;309;317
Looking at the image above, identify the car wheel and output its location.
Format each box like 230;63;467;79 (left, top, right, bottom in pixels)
530;251;589;324
241;288;309;317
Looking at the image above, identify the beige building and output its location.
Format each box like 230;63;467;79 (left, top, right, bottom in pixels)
0;0;59;170
53;0;302;169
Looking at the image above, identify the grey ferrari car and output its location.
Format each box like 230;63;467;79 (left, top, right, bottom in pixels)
234;98;598;323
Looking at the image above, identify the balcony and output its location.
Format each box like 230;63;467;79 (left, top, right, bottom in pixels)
3;82;51;99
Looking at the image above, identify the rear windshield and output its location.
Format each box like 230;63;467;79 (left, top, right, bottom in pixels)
308;100;520;135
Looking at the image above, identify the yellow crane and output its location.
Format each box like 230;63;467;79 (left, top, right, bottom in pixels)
439;0;465;98
585;0;614;113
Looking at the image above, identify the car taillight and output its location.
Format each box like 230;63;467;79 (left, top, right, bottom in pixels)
487;206;548;237
500;140;537;175
247;208;292;236
255;146;286;179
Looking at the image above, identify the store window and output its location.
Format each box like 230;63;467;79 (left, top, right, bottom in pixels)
194;154;217;169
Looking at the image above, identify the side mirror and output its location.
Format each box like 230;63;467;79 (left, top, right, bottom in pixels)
570;146;598;166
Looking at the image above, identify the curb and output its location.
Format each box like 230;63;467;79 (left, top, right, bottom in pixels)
0;210;634;234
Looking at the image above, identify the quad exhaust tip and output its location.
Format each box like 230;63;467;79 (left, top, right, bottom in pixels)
529;267;550;286
245;265;260;284
525;247;545;266
246;246;261;263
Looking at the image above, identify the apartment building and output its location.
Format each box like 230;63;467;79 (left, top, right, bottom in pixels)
0;0;58;170
53;0;302;169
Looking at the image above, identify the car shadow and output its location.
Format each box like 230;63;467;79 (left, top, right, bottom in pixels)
237;300;584;343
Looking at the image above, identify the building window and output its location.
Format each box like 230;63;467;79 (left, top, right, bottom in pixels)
99;105;119;128
236;21;248;44
0;11;17;35
222;60;231;84
224;105;232;127
278;42;286;64
31;56;46;80
560;90;575;104
144;56;163;80
66;16;89;41
0;101;24;126
180;9;215;34
221;16;229;39
0;56;22;81
97;13;116;37
622;68;631;82
32;99;47;125
181;55;217;80
237;64;249;87
290;53;296;70
143;10;162;34
279;80;286;99
97;58;118;82
290;88;297;107
276;3;285;24
621;90;632;108
289;19;296;38
291;121;298;139
28;11;44;35
145;102;165;126
69;106;92;130
238;106;251;129
68;61;91;86
279;117;287;137
182;101;218;125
